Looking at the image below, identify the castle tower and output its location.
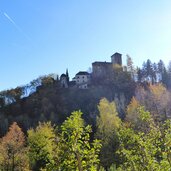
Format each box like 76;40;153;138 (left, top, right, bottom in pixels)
111;52;122;66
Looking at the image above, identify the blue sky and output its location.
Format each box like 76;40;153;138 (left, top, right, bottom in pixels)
0;0;171;91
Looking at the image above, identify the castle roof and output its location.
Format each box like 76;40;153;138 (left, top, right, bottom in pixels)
111;52;122;57
76;71;90;76
92;61;111;66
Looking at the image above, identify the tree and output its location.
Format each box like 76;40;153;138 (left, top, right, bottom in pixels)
158;60;165;74
0;96;5;109
126;54;134;72
0;122;29;171
116;106;171;171
125;96;140;124
157;60;165;82
7;87;23;102
58;111;101;171
160;120;171;169
0;86;24;106
162;67;169;87
96;98;121;169
117;107;162;170
135;84;171;122
126;54;135;80
137;67;143;82
41;76;55;87
142;59;156;84
27;122;56;170
168;61;171;89
157;60;169;86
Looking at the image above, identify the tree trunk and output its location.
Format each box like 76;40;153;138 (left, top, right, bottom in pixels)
12;153;15;171
76;152;83;171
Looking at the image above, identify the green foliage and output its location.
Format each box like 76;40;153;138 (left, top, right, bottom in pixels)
116;107;171;171
96;98;121;169
2;102;171;170
58;111;101;171
1;74;171;171
27;122;56;170
97;98;121;132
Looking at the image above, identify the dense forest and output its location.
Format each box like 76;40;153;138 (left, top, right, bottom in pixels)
0;58;171;170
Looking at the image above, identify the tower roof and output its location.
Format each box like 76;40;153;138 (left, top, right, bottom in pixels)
60;73;67;77
111;52;122;57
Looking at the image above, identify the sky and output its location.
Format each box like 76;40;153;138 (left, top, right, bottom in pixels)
0;0;171;91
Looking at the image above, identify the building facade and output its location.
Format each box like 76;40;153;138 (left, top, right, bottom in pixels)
75;71;90;89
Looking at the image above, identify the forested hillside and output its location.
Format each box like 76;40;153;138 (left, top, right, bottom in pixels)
0;63;136;136
0;59;171;170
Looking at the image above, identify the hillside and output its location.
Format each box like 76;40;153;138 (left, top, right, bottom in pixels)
0;66;135;136
1;58;171;137
1;59;171;170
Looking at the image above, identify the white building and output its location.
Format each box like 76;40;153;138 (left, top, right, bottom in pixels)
75;71;90;89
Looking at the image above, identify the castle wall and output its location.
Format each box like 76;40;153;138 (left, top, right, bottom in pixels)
92;62;112;79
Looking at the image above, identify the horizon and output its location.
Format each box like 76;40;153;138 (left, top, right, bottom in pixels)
1;0;171;91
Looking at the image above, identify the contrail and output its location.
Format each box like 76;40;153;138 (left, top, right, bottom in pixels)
3;12;31;41
4;12;17;26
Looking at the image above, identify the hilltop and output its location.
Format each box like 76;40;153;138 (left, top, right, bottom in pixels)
0;53;171;136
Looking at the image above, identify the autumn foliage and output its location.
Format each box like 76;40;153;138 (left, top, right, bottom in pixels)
0;84;171;170
0;122;29;171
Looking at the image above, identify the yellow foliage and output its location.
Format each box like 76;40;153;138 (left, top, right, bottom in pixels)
126;97;140;123
149;83;167;100
96;98;121;139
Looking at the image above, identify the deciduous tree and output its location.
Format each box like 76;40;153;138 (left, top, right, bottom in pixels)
135;84;171;122
0;122;29;171
59;111;101;171
96;98;121;169
126;96;140;124
28;122;56;170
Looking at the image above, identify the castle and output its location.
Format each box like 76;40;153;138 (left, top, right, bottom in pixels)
60;52;122;89
92;52;122;79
